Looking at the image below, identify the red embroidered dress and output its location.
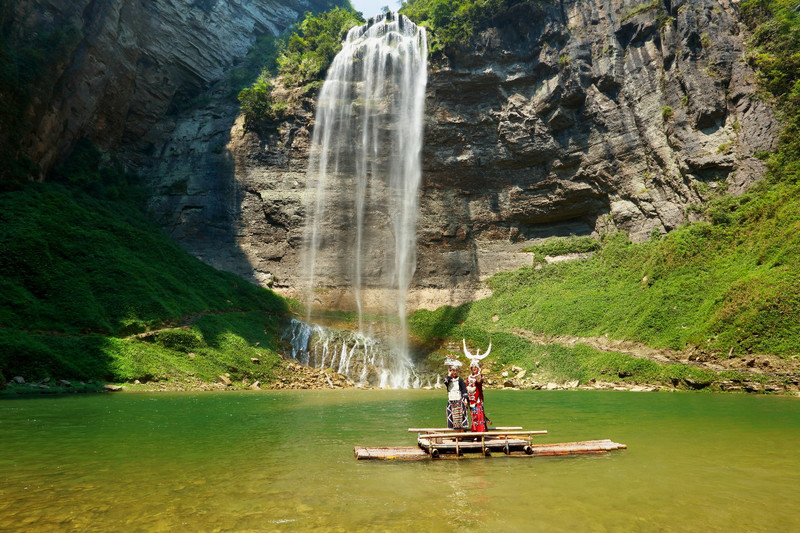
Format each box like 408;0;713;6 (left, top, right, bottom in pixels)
467;372;490;432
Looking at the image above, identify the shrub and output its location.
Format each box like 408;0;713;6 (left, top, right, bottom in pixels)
522;235;601;261
236;6;362;130
155;329;206;353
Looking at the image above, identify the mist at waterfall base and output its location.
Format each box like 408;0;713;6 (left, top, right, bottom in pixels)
282;318;439;389
298;13;428;388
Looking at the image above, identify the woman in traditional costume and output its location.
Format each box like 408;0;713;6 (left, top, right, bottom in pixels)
463;338;492;432
443;362;470;431
466;362;491;432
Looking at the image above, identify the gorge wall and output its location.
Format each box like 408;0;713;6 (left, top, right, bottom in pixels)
10;0;780;312
4;0;334;177
148;0;778;310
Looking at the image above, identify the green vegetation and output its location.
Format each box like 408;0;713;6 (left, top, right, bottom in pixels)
742;0;800;184
409;0;800;386
412;318;763;388
522;235;601;263
238;7;363;131
662;105;674;121
400;0;546;53
412;192;800;360
276;7;364;86
0;141;292;386
620;0;660;23
228;33;283;99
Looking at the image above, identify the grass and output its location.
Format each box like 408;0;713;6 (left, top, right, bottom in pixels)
409;1;800;380
410;201;800;363
0;140;292;387
522;235;601;263
408;313;764;389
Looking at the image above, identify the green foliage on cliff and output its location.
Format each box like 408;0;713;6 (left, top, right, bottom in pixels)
277;7;364;86
742;0;800;184
0;142;291;385
523;236;601;262
399;0;545;52
238;7;363;131
410;0;800;367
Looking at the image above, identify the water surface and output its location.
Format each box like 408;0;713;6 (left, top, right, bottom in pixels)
1;390;798;531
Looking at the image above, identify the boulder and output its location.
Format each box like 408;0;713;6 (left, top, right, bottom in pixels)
12;376;25;384
683;378;711;390
217;375;232;386
744;382;762;393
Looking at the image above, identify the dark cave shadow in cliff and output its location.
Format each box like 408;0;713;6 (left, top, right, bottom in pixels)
162;121;262;290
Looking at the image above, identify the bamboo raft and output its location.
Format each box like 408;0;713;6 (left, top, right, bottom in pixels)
354;427;627;461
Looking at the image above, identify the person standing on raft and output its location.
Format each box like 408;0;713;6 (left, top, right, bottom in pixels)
466;362;491;432
443;362;470;431
463;338;492;432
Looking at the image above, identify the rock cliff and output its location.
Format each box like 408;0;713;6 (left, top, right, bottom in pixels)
147;0;777;310
6;0;334;177
16;0;778;311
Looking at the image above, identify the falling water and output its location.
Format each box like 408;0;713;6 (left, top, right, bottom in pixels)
282;318;408;387
302;13;428;388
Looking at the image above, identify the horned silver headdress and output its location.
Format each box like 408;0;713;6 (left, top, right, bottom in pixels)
463;338;491;367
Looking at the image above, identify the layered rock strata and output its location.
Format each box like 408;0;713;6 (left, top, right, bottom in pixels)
7;0;333;177
147;0;778;309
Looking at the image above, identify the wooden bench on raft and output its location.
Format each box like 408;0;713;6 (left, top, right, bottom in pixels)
411;428;548;457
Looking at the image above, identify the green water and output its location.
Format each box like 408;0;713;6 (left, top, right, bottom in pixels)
1;390;798;532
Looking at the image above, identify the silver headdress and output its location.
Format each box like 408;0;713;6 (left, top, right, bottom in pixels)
463;338;492;367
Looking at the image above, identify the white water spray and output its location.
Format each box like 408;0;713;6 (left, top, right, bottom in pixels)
302;13;428;388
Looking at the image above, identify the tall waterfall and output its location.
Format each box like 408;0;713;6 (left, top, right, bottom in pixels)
302;13;427;388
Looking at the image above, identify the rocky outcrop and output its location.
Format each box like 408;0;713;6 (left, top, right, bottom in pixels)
147;0;778;308
6;0;334;177
415;0;778;301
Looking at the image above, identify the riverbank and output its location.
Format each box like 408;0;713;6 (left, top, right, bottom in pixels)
4;352;798;396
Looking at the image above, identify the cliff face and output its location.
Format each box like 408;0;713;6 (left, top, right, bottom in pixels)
412;0;779;306
6;0;332;176
34;0;776;310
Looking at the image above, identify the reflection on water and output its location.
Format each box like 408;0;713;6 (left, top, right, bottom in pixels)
1;390;799;531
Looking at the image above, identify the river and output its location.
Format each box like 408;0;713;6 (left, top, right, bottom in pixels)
1;390;798;531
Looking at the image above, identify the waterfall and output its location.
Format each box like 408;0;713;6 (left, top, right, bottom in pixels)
302;13;428;389
283;318;416;387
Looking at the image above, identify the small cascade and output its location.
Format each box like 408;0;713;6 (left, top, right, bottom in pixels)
302;12;428;389
282;318;423;387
